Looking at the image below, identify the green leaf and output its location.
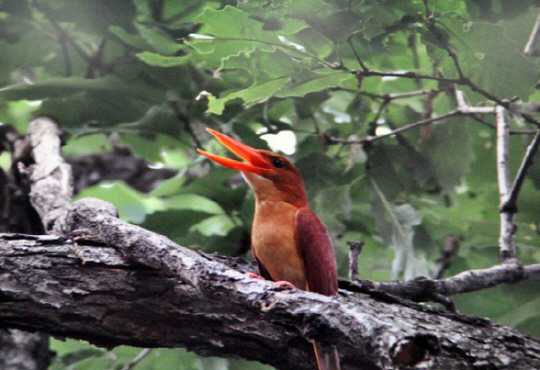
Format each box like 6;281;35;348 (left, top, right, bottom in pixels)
187;5;309;69
187;6;278;67
118;103;182;137
419;117;472;191
438;18;537;100
207;77;289;115
205;48;356;114
135;23;183;55
190;214;235;236
110;25;150;49
137;51;190;67
276;70;355;98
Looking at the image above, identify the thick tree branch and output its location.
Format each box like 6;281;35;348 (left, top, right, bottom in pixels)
2;232;540;370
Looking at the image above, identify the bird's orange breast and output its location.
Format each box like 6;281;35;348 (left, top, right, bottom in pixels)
251;200;307;289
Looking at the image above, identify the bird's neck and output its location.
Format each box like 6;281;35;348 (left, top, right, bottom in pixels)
242;172;308;208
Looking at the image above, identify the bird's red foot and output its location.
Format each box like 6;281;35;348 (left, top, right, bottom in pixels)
245;272;266;280
273;280;295;289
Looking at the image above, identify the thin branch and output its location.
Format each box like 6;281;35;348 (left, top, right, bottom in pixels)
468;114;537;135
358;69;460;83
524;9;540;57
496;106;512;198
496;106;517;260
120;349;152;370
348;260;538;305
325;110;462;146
347;241;364;281
454;88;496;114
434;235;460;280
346;34;369;72
359;89;438;101
501;129;540;212
443;44;466;81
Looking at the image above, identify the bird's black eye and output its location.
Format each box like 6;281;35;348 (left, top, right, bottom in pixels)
271;157;285;168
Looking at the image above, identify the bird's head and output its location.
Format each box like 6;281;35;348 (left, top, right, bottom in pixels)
198;128;307;207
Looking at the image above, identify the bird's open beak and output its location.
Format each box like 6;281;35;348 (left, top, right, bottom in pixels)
197;128;271;175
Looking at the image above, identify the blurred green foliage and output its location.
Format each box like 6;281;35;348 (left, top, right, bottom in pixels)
1;0;540;368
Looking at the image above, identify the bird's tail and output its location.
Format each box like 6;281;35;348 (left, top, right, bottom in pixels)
313;341;341;370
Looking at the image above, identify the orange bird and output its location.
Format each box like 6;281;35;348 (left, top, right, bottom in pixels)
198;128;341;370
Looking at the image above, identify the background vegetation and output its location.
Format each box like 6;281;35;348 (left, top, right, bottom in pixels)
1;0;540;369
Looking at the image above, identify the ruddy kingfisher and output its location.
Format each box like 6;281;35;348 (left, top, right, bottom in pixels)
198;128;341;370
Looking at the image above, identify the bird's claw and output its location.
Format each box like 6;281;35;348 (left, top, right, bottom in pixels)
272;280;295;290
245;272;266;280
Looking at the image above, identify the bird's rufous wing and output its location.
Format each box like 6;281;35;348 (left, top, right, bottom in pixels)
295;207;338;296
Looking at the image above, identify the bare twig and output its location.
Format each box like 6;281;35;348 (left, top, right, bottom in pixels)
361;260;538;302
524;9;540;57
501;129;540;213
358;89;437;101
325;110;462;146
346;35;369;72
454;89;496;114
120;349;152;370
358;69;460;83
434;235;460;280
495;106;517;260
496;106;512;198
468;114;537;135
347;241;364;281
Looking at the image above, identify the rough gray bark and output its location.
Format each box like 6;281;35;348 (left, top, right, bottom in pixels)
1;231;540;370
2;115;540;370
